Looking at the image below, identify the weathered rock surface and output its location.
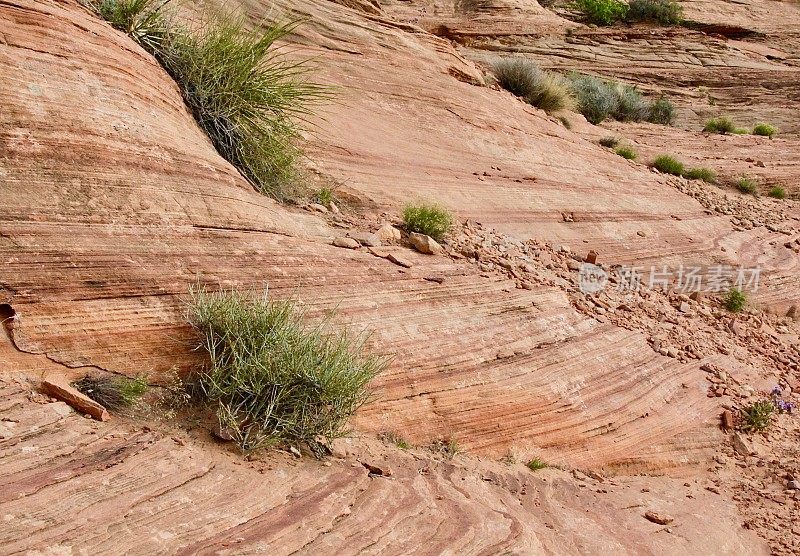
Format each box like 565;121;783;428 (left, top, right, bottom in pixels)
39;377;110;421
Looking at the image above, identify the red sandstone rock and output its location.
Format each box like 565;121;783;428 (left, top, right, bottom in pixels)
39;377;109;421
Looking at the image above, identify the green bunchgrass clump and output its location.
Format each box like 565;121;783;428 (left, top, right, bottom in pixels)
568;73;674;125
740;400;774;432
90;0;327;202
493;59;576;114
736;176;758;195
614;145;637;160
768;186;787;199
651;154;684;175
599;136;619;148
683;167;716;183
626;0;683;24
402;203;453;241
752;123;776;138
380;431;410;449
724;287;747;312
188;287;386;454
575;0;628;25
703;116;737;134
526;457;548;471
315;187;334;207
73;374;148;411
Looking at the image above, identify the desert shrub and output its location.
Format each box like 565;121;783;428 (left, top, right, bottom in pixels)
188;287;386;454
380;431;410;449
651;154;684;175
768;186;787;199
315;187;334;207
683;167;716;183
575;0;628;25
626;0;683;24
752;123;776;138
74;374;148;411
568;73;674;125
559;115;573;129
526;458;548;471
740;400;774;432
493;59;575;114
647;95;676;125
736;176;758;195
91;1;327;202
615;145;637;160
599;136;619;148
724;287;747;312
703;116;736;134
403;203;453;241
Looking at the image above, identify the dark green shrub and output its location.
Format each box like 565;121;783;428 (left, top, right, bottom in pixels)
575;0;628;25
736;176;758;195
599;136;619;148
683;167;716;183
768;186;787;199
651;155;684;175
647;95;676;125
493;59;575;114
315;187;334;207
615;145;637;160
526;458;547;471
188;288;386;454
752;123;776;138
703;117;736;134
74;374;148;411
740;400;773;432
403;203;453;241
614;84;651;122
724;287;747;312
626;0;683;24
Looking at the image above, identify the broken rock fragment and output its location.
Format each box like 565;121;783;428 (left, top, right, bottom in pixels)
409;232;442;255
40;377;110;421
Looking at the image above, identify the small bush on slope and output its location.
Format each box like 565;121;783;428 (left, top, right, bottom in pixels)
626;0;683;25
90;0;327;202
736;176;758;195
724;287;747;312
575;0;628;25
768;186;786;199
614;145;637;160
683;167;716;183
599;136;619;148
647;95;676;125
74;374;148;411
188;287;386;454
493;59;575;114
651;154;684;175
703;116;736;134
752;123;776;138
403;203;454;241
568;73;674;125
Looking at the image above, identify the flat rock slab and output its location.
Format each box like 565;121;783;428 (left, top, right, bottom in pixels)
39;377;109;421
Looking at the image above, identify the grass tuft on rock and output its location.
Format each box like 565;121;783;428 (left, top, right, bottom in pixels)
768;186;786;199
683;167;716;183
90;0;328;202
568;73;674;125
651;154;684;175
736;176;758;195
752;123;776;138
599;136;619;148
526;457;548;471
493;59;575;114
740;400;774;432
626;0;683;24
703;116;737;134
74;374;148;411
614;145;637;160
402;203;453;241
188;287;386;454
724;287;747;312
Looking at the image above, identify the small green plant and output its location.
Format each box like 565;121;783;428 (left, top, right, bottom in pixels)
315;187;334;207
724;287;747;312
626;0;683;24
768;186;787;199
651;154;684;176
430;436;461;458
614;145;637;160
91;0;169;52
402;203;453;241
74;374;148;411
740;400;774;432
380;431;410;449
575;0;628;25
647;95;676;125
752;123;776;138
736;176;758;195
683;167;716;183
493;59;576;114
599;136;619;148
526;457;548;471
703;117;736;134
188;287;386;454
